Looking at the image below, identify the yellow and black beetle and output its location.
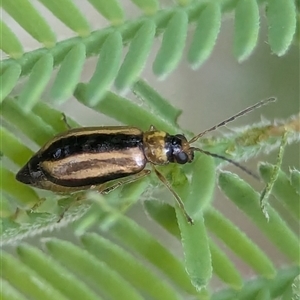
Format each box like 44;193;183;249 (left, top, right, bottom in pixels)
16;98;275;224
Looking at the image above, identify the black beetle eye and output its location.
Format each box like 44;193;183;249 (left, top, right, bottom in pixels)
176;152;189;164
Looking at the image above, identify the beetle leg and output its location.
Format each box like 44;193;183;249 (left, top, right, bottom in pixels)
30;198;47;212
57;193;85;222
152;166;194;225
98;169;151;194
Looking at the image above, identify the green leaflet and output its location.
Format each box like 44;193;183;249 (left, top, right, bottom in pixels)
0;195;16;218
0;167;39;209
186;153;215;214
131;0;159;15
0;0;297;107
266;0;297;56
290;169;300;194
0;63;21;102
1;0;56;46
132;79;181;126
188;3;221;69
143;200;181;236
0;278;29;300
255;288;271;300
1;252;68;300
153;9;188;78
115;20;156;92
38;0;91;36
209;240;243;289
101;214;197;295
75;86;177;133
17;244;100;300
219;171;300;264
87;0;125;25
32;101;80;132
234;0;259;62
205;208;276;278
176;209;212;290
85;31;123;106
211;266;300;300
0;21;23;58
50;43;86;103
18;54;54;113
45;239;144;300
81;233;182;300
0;98;56;145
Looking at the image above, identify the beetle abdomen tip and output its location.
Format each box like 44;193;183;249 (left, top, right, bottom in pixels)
16;164;32;184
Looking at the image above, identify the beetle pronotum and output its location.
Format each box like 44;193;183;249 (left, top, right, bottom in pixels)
16;97;276;224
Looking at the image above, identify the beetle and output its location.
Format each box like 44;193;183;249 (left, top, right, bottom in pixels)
16;97;275;224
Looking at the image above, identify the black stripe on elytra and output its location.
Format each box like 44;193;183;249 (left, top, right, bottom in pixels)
43;168;138;187
41;133;143;161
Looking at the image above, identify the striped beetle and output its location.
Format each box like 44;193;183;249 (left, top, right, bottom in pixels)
16;98;275;223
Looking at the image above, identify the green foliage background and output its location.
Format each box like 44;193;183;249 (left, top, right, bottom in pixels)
0;0;299;299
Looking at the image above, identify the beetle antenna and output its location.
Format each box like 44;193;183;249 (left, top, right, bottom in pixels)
189;97;276;144
190;147;260;180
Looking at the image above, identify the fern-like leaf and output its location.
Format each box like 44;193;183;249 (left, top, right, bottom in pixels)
1;1;299;299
